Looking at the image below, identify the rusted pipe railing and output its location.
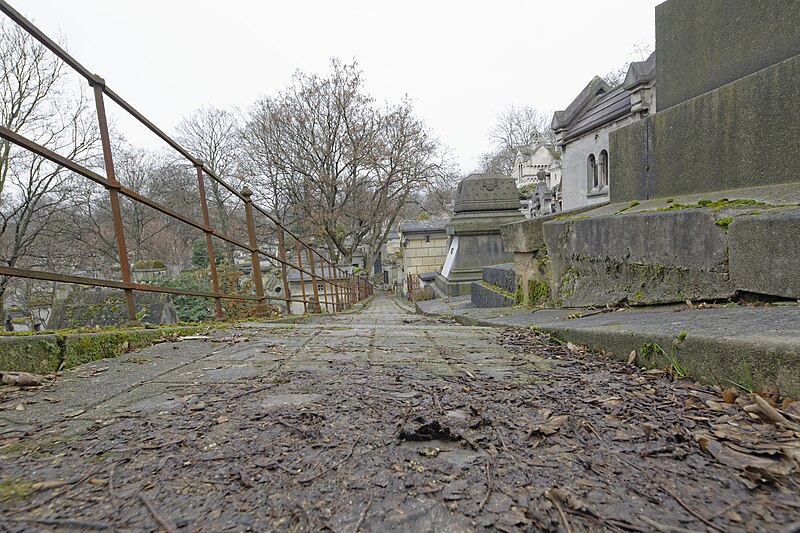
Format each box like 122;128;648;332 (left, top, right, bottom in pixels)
0;1;372;322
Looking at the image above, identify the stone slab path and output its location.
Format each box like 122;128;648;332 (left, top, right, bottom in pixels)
0;293;798;532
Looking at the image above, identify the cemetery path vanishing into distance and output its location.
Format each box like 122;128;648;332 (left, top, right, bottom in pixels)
0;292;798;532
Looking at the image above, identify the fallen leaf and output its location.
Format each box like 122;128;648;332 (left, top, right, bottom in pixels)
722;388;738;403
702;438;794;479
2;371;44;387
627;351;637;365
216;415;230;424
530;415;569;436
32;480;70;490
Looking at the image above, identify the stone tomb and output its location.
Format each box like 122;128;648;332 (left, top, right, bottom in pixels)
502;0;800;307
435;173;524;296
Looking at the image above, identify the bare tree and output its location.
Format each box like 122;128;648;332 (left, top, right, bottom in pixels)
480;105;554;175
602;42;654;88
176;105;242;265
242;59;450;271
0;20;99;315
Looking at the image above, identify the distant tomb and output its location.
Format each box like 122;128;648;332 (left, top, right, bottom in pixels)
48;288;178;329
435;173;524;296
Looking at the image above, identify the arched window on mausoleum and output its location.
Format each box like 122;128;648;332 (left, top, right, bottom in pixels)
599;150;609;188
587;154;597;190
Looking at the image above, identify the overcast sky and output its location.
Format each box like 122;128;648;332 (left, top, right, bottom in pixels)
16;0;662;173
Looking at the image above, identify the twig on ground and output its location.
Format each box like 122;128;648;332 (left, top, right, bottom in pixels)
710;498;745;519
115;437;185;454
640;516;704;533
5;517;111;530
139;493;178;533
478;462;493;512
352;494;373;533
660;485;725;533
275;418;316;439
550;496;573;533
299;436;361;483
230;384;275;400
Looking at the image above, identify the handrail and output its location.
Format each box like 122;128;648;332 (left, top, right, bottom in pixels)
0;0;371;323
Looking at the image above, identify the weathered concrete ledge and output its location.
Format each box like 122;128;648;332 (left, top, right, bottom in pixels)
416;297;800;398
0;326;202;373
501;184;800;307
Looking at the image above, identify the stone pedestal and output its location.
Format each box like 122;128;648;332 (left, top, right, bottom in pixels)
435;173;524;296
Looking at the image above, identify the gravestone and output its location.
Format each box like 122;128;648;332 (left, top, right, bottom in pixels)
435;173;524;296
48;288;178;329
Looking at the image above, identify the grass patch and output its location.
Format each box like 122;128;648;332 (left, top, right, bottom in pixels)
726;361;755;393
641;341;687;377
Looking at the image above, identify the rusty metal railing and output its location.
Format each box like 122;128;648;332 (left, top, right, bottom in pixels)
0;1;372;321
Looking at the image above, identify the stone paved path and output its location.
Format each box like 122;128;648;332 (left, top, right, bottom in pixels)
1;293;798;532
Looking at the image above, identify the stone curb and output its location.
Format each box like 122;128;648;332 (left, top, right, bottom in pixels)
0;326;203;374
416;299;800;398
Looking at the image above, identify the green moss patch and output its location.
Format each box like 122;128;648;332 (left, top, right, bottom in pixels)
527;280;551;306
0;326;203;373
0;477;36;503
657;198;766;212
715;217;734;228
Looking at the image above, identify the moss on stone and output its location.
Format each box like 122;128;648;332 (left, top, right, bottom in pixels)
536;253;549;273
559;268;579;298
715;217;734;228
527;280;550;306
0;477;36;503
657;198;766;212
514;286;524;305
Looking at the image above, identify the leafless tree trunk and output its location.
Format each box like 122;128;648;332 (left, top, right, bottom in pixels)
176;106;242;266
0;20;100;315
479;105;555;176
242;59;451;273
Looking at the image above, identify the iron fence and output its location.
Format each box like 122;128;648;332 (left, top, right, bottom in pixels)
0;1;372;323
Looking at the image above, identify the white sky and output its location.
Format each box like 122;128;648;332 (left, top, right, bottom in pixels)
15;0;662;174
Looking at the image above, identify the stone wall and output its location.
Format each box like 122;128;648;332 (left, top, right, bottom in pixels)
403;235;448;276
502;191;800;308
611;54;800;202
655;0;800;111
610;0;800;202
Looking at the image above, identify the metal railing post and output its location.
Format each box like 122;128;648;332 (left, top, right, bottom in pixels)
90;78;135;321
306;246;321;313
241;187;266;318
323;260;334;313
194;163;223;320
296;244;308;313
275;226;292;314
331;264;341;311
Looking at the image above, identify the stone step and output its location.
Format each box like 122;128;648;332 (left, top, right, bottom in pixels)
471;281;515;308
482;263;516;293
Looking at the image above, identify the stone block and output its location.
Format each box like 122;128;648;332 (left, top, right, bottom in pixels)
729;207;800;299
501;204;607;253
470;282;515;308
482;264;516;293
656;0;800;110
543;209;735;306
611;55;800;201
0;335;61;373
